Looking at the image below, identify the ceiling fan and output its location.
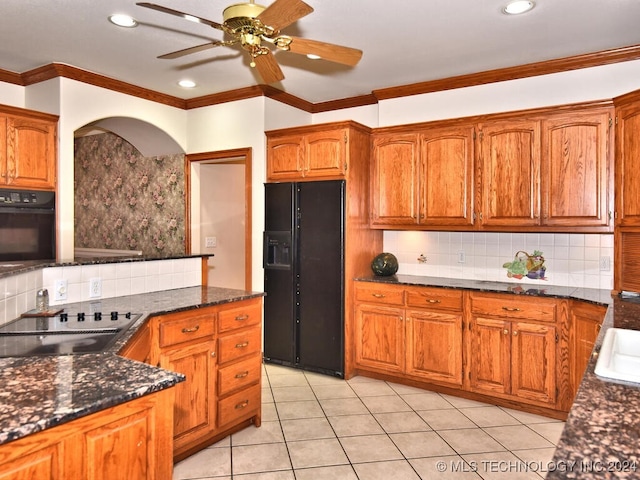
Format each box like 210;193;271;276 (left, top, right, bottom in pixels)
136;0;363;84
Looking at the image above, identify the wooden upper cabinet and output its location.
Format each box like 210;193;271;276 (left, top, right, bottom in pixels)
266;126;349;181
370;133;419;225
420;125;475;227
615;99;640;226
266;134;304;180
2;111;57;190
477;119;541;227
304;129;347;178
541;108;612;229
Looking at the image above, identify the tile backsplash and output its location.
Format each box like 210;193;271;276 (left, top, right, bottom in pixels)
0;258;203;325
384;231;614;290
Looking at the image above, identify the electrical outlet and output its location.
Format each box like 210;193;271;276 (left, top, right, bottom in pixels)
600;256;611;272
205;236;217;248
458;251;466;263
89;277;102;298
54;279;68;301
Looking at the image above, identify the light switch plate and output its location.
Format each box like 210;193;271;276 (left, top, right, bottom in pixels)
205;236;217;248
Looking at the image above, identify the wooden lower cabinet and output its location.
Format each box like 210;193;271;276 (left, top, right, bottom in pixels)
0;389;174;480
147;297;263;461
354;283;464;388
352;281;606;418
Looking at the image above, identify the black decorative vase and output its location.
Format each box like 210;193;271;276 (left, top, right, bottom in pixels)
371;252;399;276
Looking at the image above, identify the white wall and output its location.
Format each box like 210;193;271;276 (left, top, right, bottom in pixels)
0;82;24;107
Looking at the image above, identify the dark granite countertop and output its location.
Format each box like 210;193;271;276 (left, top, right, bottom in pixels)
547;297;640;479
0;254;209;278
0;285;264;446
356;274;613;305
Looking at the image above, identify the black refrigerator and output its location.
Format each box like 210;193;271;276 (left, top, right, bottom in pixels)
263;180;345;377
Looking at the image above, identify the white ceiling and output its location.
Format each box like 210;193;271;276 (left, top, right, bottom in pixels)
1;0;640;105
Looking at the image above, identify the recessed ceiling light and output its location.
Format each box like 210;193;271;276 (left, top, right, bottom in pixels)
503;0;535;15
178;79;197;88
108;14;138;28
306;54;321;60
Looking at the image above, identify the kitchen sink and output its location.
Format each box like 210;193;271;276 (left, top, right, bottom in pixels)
595;328;640;384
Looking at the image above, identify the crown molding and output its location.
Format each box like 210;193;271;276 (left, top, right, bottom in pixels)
373;44;640;100
4;43;640;113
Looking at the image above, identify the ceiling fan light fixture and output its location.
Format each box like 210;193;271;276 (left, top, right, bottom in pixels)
502;0;535;15
178;79;196;88
108;14;138;28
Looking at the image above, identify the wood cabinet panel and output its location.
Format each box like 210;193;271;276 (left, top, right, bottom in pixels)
510;321;557;404
541;109;612;227
266;135;303;180
218;326;261;364
569;302;606;399
158;310;215;348
354;282;405;306
0;444;61;480
420;125;475;226
470;293;557;322
354;303;404;373
304;130;347;177
370;133;419;225
405;286;463;311
217;383;261;428
158;341;216;450
406;309;463;385
218;298;262;333
119;325;151;363
615;101;640;226
468;316;511;396
478;119;541;226
218;354;262;397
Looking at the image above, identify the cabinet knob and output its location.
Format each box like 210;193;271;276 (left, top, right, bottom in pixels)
235;342;249;348
211;351;216;357
513;330;519;336
503;329;509;335
181;325;200;333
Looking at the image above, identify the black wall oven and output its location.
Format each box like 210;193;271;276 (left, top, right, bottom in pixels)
0;188;55;262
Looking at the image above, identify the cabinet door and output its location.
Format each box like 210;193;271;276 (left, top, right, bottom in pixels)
510;321;557;405
541;109;612;228
0;444;62;480
370;133;420;226
159;341;216;452
468;316;510;395
419;125;475;226
354;303;404;373
570;302;605;398
304;129;347;178
615;101;640;226
405;309;463;385
5;116;56;189
478;119;541;226
266;134;303;181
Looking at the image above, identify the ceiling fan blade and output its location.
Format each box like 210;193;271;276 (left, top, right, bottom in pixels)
253;51;285;84
257;0;313;31
287;37;363;66
158;41;231;60
136;2;224;30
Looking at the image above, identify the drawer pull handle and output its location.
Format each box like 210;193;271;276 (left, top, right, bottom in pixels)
235;342;249;348
235;314;249;321
501;306;521;312
235;371;249;379
372;293;385;298
235;400;250;410
426;299;441;304
182;325;200;333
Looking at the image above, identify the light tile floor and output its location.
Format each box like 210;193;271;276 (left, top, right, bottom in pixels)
173;363;565;480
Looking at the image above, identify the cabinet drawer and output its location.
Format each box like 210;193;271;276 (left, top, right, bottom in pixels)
218;326;261;364
158;312;215;348
355;283;405;306
218;354;262;397
218;299;262;333
405;287;463;311
218;383;261;427
470;293;557;322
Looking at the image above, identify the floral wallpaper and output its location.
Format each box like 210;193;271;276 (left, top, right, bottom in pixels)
74;132;186;256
